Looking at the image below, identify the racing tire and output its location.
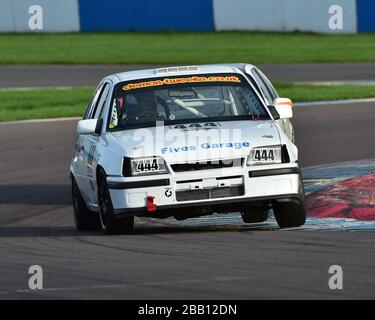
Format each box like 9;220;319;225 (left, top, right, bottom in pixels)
72;178;100;231
241;207;269;223
273;172;306;228
97;169;134;235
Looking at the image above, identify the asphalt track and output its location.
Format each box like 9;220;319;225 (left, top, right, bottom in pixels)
2;63;375;88
1;100;375;299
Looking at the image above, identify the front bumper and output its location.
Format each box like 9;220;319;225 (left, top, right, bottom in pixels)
107;164;301;217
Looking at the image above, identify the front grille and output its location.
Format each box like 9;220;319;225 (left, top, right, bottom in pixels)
176;185;244;202
171;158;243;172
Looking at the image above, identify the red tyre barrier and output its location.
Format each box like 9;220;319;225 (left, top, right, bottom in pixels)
307;172;375;220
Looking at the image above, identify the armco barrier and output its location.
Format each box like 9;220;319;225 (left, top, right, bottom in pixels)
0;0;374;33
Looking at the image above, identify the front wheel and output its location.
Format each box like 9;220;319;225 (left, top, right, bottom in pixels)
97;169;134;235
273;173;306;228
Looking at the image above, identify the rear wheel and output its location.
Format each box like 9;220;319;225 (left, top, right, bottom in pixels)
241;206;269;223
273;172;306;228
72;178;100;231
97;169;134;235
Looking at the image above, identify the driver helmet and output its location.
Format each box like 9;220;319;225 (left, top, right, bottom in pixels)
124;91;158;121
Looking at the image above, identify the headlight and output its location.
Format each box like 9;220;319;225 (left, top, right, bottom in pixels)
123;156;168;176
247;145;282;166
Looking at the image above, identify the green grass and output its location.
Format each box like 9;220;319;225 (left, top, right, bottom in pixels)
276;83;375;102
0;83;374;122
0;32;375;64
0;87;92;122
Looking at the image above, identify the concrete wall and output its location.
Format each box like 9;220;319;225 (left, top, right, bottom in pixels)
0;0;374;33
0;0;80;32
78;0;214;32
283;0;357;33
213;0;284;32
357;0;375;32
213;0;358;34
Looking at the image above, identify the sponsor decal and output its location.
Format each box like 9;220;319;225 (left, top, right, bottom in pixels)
161;142;250;154
123;76;241;91
161;146;197;154
165;188;172;198
109;105;118;129
201;142;250;149
87;145;96;186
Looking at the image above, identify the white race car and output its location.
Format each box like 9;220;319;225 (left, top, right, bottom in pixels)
70;64;306;234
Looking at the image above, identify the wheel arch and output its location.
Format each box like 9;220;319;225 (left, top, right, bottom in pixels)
96;165;107;185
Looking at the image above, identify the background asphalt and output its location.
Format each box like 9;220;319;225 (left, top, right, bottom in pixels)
0;100;374;299
1;63;375;88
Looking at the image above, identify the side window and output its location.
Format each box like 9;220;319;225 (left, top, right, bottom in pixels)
251;68;274;105
93;83;111;119
256;68;278;100
83;96;94;119
84;83;104;119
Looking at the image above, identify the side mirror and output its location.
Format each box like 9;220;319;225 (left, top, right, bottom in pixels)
274;98;293;119
77;119;98;135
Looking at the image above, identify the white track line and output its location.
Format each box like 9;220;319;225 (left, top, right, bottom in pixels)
294;97;375;107
0;86;74;92
0;117;81;125
296;81;375;86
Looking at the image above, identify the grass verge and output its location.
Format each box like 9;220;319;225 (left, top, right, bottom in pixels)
276;83;375;102
0;32;375;64
0;87;93;122
0;83;374;122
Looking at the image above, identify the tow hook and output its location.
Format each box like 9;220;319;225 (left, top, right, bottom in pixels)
146;196;157;212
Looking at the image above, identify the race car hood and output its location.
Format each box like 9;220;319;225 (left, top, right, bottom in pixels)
108;120;281;163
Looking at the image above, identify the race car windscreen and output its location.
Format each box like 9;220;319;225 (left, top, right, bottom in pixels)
107;73;270;130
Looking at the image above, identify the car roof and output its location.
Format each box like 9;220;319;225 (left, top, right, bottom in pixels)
104;63;256;84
